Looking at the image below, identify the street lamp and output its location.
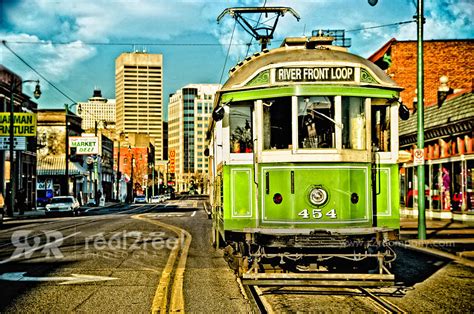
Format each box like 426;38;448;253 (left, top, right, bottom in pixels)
128;145;135;202
64;103;82;196
8;79;40;216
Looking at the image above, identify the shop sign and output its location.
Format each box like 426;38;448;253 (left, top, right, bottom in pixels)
0;113;36;136
0;136;26;150
37;179;53;190
70;136;99;154
275;67;355;82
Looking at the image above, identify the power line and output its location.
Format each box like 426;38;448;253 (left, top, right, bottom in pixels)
2;40;254;47
219;20;237;85
3;40;106;122
2;19;415;48
346;20;414;33
2;40;77;104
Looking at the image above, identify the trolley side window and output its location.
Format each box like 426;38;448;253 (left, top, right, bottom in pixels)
229;104;253;153
371;99;391;152
297;96;335;149
263;97;292;150
342;97;366;150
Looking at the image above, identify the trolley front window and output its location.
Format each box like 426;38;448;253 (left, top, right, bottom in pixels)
342;97;366;150
297;96;336;149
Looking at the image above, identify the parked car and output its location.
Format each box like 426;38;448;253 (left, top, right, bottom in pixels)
150;195;162;203
86;199;97;207
133;195;147;204
45;196;81;216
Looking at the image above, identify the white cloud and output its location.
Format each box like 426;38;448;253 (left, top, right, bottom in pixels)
1;33;96;82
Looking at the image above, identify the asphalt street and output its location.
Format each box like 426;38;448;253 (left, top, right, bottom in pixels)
0;198;472;312
0;198;251;313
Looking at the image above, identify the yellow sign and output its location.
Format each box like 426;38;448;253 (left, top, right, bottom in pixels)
0;113;36;136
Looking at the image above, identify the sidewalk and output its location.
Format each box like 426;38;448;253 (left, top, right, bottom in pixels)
400;217;474;266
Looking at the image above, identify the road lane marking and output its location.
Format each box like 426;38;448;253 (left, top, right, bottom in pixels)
0;232;81;265
0;272;118;285
132;214;192;313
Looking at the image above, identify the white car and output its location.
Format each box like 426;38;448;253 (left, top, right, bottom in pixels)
133;195;147;204
150;195;162;203
45;196;81;216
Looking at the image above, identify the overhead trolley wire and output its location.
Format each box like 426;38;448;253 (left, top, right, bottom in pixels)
245;0;268;58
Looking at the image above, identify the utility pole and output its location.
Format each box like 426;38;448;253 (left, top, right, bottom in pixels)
64;105;70;196
416;0;426;239
8;79;40;216
116;134;121;202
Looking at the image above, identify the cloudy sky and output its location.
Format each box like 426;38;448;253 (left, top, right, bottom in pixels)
1;0;472;118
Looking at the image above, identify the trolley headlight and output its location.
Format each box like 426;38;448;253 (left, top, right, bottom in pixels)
309;186;328;206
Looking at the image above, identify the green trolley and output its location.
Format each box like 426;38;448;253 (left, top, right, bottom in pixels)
207;34;408;286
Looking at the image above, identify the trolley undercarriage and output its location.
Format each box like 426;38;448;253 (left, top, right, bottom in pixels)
223;230;398;287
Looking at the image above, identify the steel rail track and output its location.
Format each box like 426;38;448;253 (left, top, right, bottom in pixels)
243;284;271;314
359;287;407;313
241;282;408;313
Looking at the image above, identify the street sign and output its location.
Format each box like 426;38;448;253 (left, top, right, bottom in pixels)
0;136;26;151
69;136;99;154
0;113;36;136
413;148;424;166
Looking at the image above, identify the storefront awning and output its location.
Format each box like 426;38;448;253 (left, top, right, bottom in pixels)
399;90;474;147
37;155;89;176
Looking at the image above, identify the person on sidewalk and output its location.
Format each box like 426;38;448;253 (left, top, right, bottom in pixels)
442;167;451;211
17;189;26;215
0;192;4;225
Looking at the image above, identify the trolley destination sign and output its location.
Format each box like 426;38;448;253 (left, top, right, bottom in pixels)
0;113;36;136
275;66;355;82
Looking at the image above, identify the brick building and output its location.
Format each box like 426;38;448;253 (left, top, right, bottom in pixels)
369;39;473;109
369;39;474;221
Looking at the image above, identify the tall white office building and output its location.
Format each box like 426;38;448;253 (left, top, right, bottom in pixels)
115;52;164;160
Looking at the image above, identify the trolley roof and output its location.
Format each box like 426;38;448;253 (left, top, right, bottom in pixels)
220;37;401;92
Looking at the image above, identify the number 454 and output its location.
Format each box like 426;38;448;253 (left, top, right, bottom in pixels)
298;208;337;219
